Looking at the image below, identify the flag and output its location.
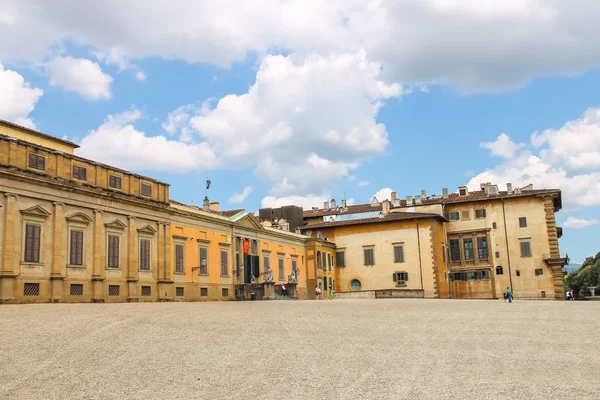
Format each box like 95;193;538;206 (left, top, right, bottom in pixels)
206;179;211;189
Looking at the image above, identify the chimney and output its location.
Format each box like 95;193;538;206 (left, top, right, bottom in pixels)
506;183;513;194
406;196;413;206
442;188;449;199
382;199;391;216
480;183;486;191
203;196;210;211
421;190;427;198
415;195;422;205
391;192;400;207
209;202;219;212
341;199;347;209
330;199;336;209
323;201;329;211
391;191;397;201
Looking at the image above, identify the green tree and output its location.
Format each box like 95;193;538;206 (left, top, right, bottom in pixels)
567;252;600;297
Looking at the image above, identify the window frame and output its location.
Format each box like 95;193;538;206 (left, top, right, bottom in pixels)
278;254;285;281
220;248;229;277
463;238;474;261
363;247;375;266
335;250;345;267
199;245;209;275
519;238;532;258
535;268;544;276
393;271;409;284
495;265;504;275
351;279;361;291
109;174;122;190
475;209;486;219
141;183;152;197
23;223;42;263
476;236;488;260
519;217;527;228
174;243;185;274
393;243;405;263
139;238;151;271
72;164;87;181
449;239;461;262
69;229;85;266
28;153;46;170
446;212;460;221
107;234;121;268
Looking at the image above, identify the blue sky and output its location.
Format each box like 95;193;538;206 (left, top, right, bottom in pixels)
1;0;599;264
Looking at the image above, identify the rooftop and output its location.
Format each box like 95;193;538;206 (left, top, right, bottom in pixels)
0;119;80;149
299;211;446;230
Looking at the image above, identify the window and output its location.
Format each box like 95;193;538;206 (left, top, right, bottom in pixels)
393;244;404;263
336;251;345;267
446;212;459;221
175;244;185;273
495;251;500;258
519;239;532;257
176;287;184;297
496;266;504;275
475;209;486;219
442;244;445;262
519;217;527;228
222;288;229;297
109;175;122;189
463;238;474;260
278;257;285;281
251;240;257;255
450;239;461;262
69;230;84;266
23;283;40;296
141;183;152;197
108;285;120;296
139;239;151;270
199;246;208;275
351;280;361;291
327;253;332;271
477;237;488;260
316;251;321;267
393;272;408;283
24;223;41;263
28;153;45;170
220;249;228;276
73;165;87;180
364;248;375;266
263;253;271;271
541;291;546;298
107;235;120;268
200;288;208;297
492;222;497;229
535;268;544;276
481;270;490;280
467;271;476;280
70;284;83;296
459;188;467;196
322;253;327;271
516;270;521;277
141;286;151;296
461;210;470;220
292;258;297;275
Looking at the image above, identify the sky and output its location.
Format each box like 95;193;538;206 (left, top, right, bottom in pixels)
1;0;599;263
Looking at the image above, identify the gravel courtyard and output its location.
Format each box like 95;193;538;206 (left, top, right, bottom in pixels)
1;299;599;400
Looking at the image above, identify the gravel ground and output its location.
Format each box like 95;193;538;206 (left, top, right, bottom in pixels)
1;299;599;400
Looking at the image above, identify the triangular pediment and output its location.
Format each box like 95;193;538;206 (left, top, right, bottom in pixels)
234;213;264;231
66;212;93;224
137;224;157;234
20;205;51;218
104;219;127;230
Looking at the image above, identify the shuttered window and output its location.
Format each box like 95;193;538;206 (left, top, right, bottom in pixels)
335;251;345;267
393;272;409;282
519;239;532;257
28;154;45;170
24;224;41;263
69;230;84;265
292;259;297;274
477;237;488;260
141;183;152;197
109;175;122;189
322;253;327;271
139;239;151;270
519;217;527;228
364;248;374;266
463;238;474;260
220;250;228;276
475;209;486;219
199;246;208;275
327;253;332;271
175;244;185;273
393;245;404;263
73;165;87;180
446;212;459;221
107;235;120;268
278;257;285;281
450;239;461;262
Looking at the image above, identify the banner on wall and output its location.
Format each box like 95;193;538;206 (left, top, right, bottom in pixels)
243;239;250;254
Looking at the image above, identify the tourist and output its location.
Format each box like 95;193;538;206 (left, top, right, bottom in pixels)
503;291;508;303
315;285;321;300
282;283;287;297
570;289;574;300
506;287;513;303
328;285;333;300
566;291;571;300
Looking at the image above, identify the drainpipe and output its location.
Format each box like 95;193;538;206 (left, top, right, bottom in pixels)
501;199;514;293
416;219;424;292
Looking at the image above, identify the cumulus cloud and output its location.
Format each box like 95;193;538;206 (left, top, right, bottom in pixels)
469;108;600;210
77;110;217;172
358;180;369;187
563;217;599;229
261;193;355;210
47;56;113;100
229;185;254;204
0;62;43;128
481;133;525;158
372;187;394;202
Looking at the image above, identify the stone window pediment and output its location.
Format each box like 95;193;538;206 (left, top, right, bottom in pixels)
137;224;157;234
20;205;51;219
66;212;93;225
104;219;127;230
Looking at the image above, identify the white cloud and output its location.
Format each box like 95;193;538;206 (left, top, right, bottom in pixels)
77;110;217;172
481;133;525;158
358;180;369;187
261;193;355;210
135;71;146;81
96;47;147;81
563;217;599;229
162;105;196;142
0;62;43;128
229;185;254;204
47;56;113;100
372;187;394;202
468;108;600;210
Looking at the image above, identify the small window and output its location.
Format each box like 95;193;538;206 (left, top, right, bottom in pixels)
496;265;503;275
364;248;375;266
175;244;185;273
492;222;497;229
199;246;208;275
459;188;467;196
107;235;120;268
535;268;544;276
109;175;122;189
351;280;361;291
393;272;409;283
335;251;345;267
441;244;445;262
108;285;120;296
70;284;83;296
516;270;521;277
28;153;45;170
176;287;184;297
73;165;87;180
461;210;470;220
141;286;151;296
200;288;208;297
24;283;40;296
519;217;527;228
495;251;500;258
541;291;546;298
69;230;84;266
263;253;271;271
141;183;152;197
519;239;532;257
475;209;486;219
222;288;229;297
481;270;490;280
24;223;41;263
139;239;151;270
221;249;229;276
393;244;404;263
446;212;459;221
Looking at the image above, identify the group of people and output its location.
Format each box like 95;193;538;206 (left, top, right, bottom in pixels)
315;285;333;300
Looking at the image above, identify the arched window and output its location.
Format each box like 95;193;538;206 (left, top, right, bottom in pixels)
351;280;361;291
495;265;503;275
316;251;321;267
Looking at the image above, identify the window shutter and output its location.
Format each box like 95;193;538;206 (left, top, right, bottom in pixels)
393;273;397;282
253;255;260;277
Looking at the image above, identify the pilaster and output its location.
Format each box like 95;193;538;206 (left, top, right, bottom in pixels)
50;202;66;302
0;193;18;303
127;216;138;301
92;210;105;301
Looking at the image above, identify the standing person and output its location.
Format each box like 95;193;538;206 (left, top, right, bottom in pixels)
315;285;320;300
503;291;508;303
566;291;571;300
570;289;574;300
506;287;513;303
328;285;333;300
282;283;287;297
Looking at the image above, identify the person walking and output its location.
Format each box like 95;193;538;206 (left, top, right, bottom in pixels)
328;285;333;300
506;287;513;303
282;283;287;297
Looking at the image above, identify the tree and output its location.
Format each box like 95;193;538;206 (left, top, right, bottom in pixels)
567;252;600;297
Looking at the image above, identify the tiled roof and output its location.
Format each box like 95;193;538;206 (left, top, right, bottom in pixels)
298;211;446;230
0;119;80;148
303;203;382;218
168;200;245;218
218;209;245;218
